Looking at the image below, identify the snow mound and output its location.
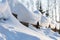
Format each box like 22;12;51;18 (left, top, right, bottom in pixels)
0;0;60;40
8;0;41;25
0;0;40;40
0;0;51;40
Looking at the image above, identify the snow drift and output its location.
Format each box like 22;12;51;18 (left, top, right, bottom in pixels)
8;0;41;25
0;0;53;40
0;0;40;40
0;0;60;40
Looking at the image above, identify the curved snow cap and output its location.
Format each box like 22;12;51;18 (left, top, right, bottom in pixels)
0;0;8;13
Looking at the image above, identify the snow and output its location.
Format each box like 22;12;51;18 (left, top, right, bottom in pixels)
18;0;37;12
0;0;60;40
39;14;51;28
29;25;60;40
0;0;8;13
0;24;41;40
8;0;41;25
0;0;40;40
0;33;6;40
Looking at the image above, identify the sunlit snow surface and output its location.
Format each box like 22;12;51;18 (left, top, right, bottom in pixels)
0;0;40;40
0;0;60;40
8;0;41;25
29;25;60;40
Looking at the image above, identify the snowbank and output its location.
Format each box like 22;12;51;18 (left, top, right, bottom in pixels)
0;0;51;40
0;0;60;40
0;0;40;40
8;0;41;25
